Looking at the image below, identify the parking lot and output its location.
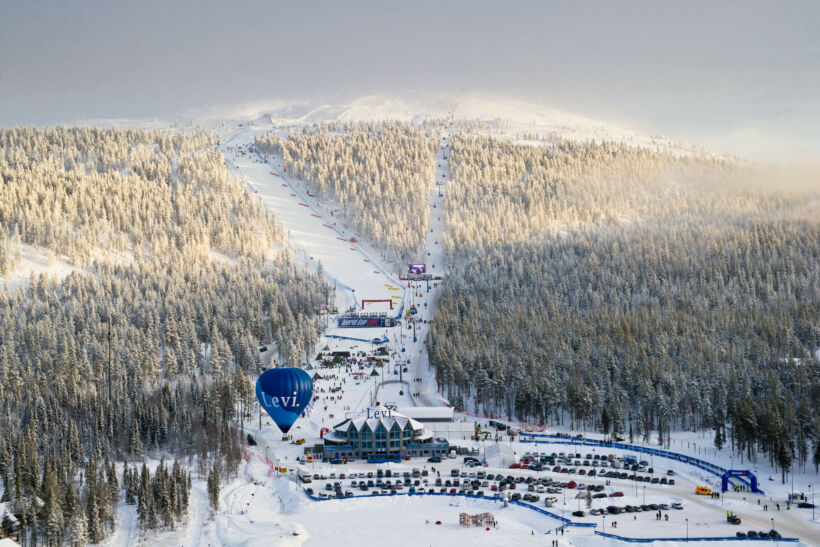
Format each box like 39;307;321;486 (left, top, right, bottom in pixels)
292;445;803;541
301;450;683;511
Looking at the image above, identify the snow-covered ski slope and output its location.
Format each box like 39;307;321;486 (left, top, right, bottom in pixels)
221;125;405;316
220;117;448;408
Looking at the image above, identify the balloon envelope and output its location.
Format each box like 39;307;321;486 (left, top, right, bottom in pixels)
256;368;313;434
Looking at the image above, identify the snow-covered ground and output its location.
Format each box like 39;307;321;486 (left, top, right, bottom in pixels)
1;242;83;291
200;93;710;157
92;113;817;546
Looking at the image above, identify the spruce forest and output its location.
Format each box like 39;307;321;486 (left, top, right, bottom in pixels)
0;128;325;544
427;135;820;479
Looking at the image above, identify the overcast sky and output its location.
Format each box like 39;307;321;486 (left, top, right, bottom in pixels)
1;0;818;161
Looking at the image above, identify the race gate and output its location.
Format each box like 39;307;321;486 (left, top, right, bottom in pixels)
721;469;758;493
362;299;393;310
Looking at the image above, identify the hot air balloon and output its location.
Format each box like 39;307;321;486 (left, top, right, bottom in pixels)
256;368;314;434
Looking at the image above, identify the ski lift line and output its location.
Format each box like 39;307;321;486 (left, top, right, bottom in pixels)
252;149;407;314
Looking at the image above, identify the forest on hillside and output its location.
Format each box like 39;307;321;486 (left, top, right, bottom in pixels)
255;122;439;263
428;135;820;478
0;126;281;272
0;128;325;544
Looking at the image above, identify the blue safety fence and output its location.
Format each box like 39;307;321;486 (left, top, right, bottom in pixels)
518;434;764;495
303;489;595;527
594;531;798;543
324;334;374;343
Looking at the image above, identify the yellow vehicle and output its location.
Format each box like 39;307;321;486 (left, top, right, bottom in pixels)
695;486;713;495
278;467;288;473
294;438;306;445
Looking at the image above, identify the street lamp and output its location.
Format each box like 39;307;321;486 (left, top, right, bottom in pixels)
602;514;606;534
643;485;646;505
810;484;815;522
685;518;689;542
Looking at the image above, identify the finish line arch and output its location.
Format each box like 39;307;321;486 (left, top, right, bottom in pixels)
721;469;758;493
362;299;394;310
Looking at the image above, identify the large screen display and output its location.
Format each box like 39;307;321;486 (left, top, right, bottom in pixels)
408;264;426;274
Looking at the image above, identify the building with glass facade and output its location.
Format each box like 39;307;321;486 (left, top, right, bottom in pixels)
322;406;449;461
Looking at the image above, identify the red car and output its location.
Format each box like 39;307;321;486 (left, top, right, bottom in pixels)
509;483;516;490
567;481;577;489
491;484;498;491
509;463;521;469
610;491;624;497
449;488;456;494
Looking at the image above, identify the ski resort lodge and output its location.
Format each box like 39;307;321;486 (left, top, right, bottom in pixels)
322;406;449;461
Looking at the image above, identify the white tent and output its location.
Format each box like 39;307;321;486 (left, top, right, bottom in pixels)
484;443;516;468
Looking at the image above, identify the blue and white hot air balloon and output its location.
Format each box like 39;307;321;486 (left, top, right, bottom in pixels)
255;368;314;434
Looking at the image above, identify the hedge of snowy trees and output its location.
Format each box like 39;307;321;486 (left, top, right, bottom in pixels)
255;122;438;262
0;128;326;544
429;135;820;479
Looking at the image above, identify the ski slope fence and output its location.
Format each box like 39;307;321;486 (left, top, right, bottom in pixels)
324;334;377;343
518;434;764;495
251;149;408;318
302;490;595;529
593;531;798;543
222;152;361;308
